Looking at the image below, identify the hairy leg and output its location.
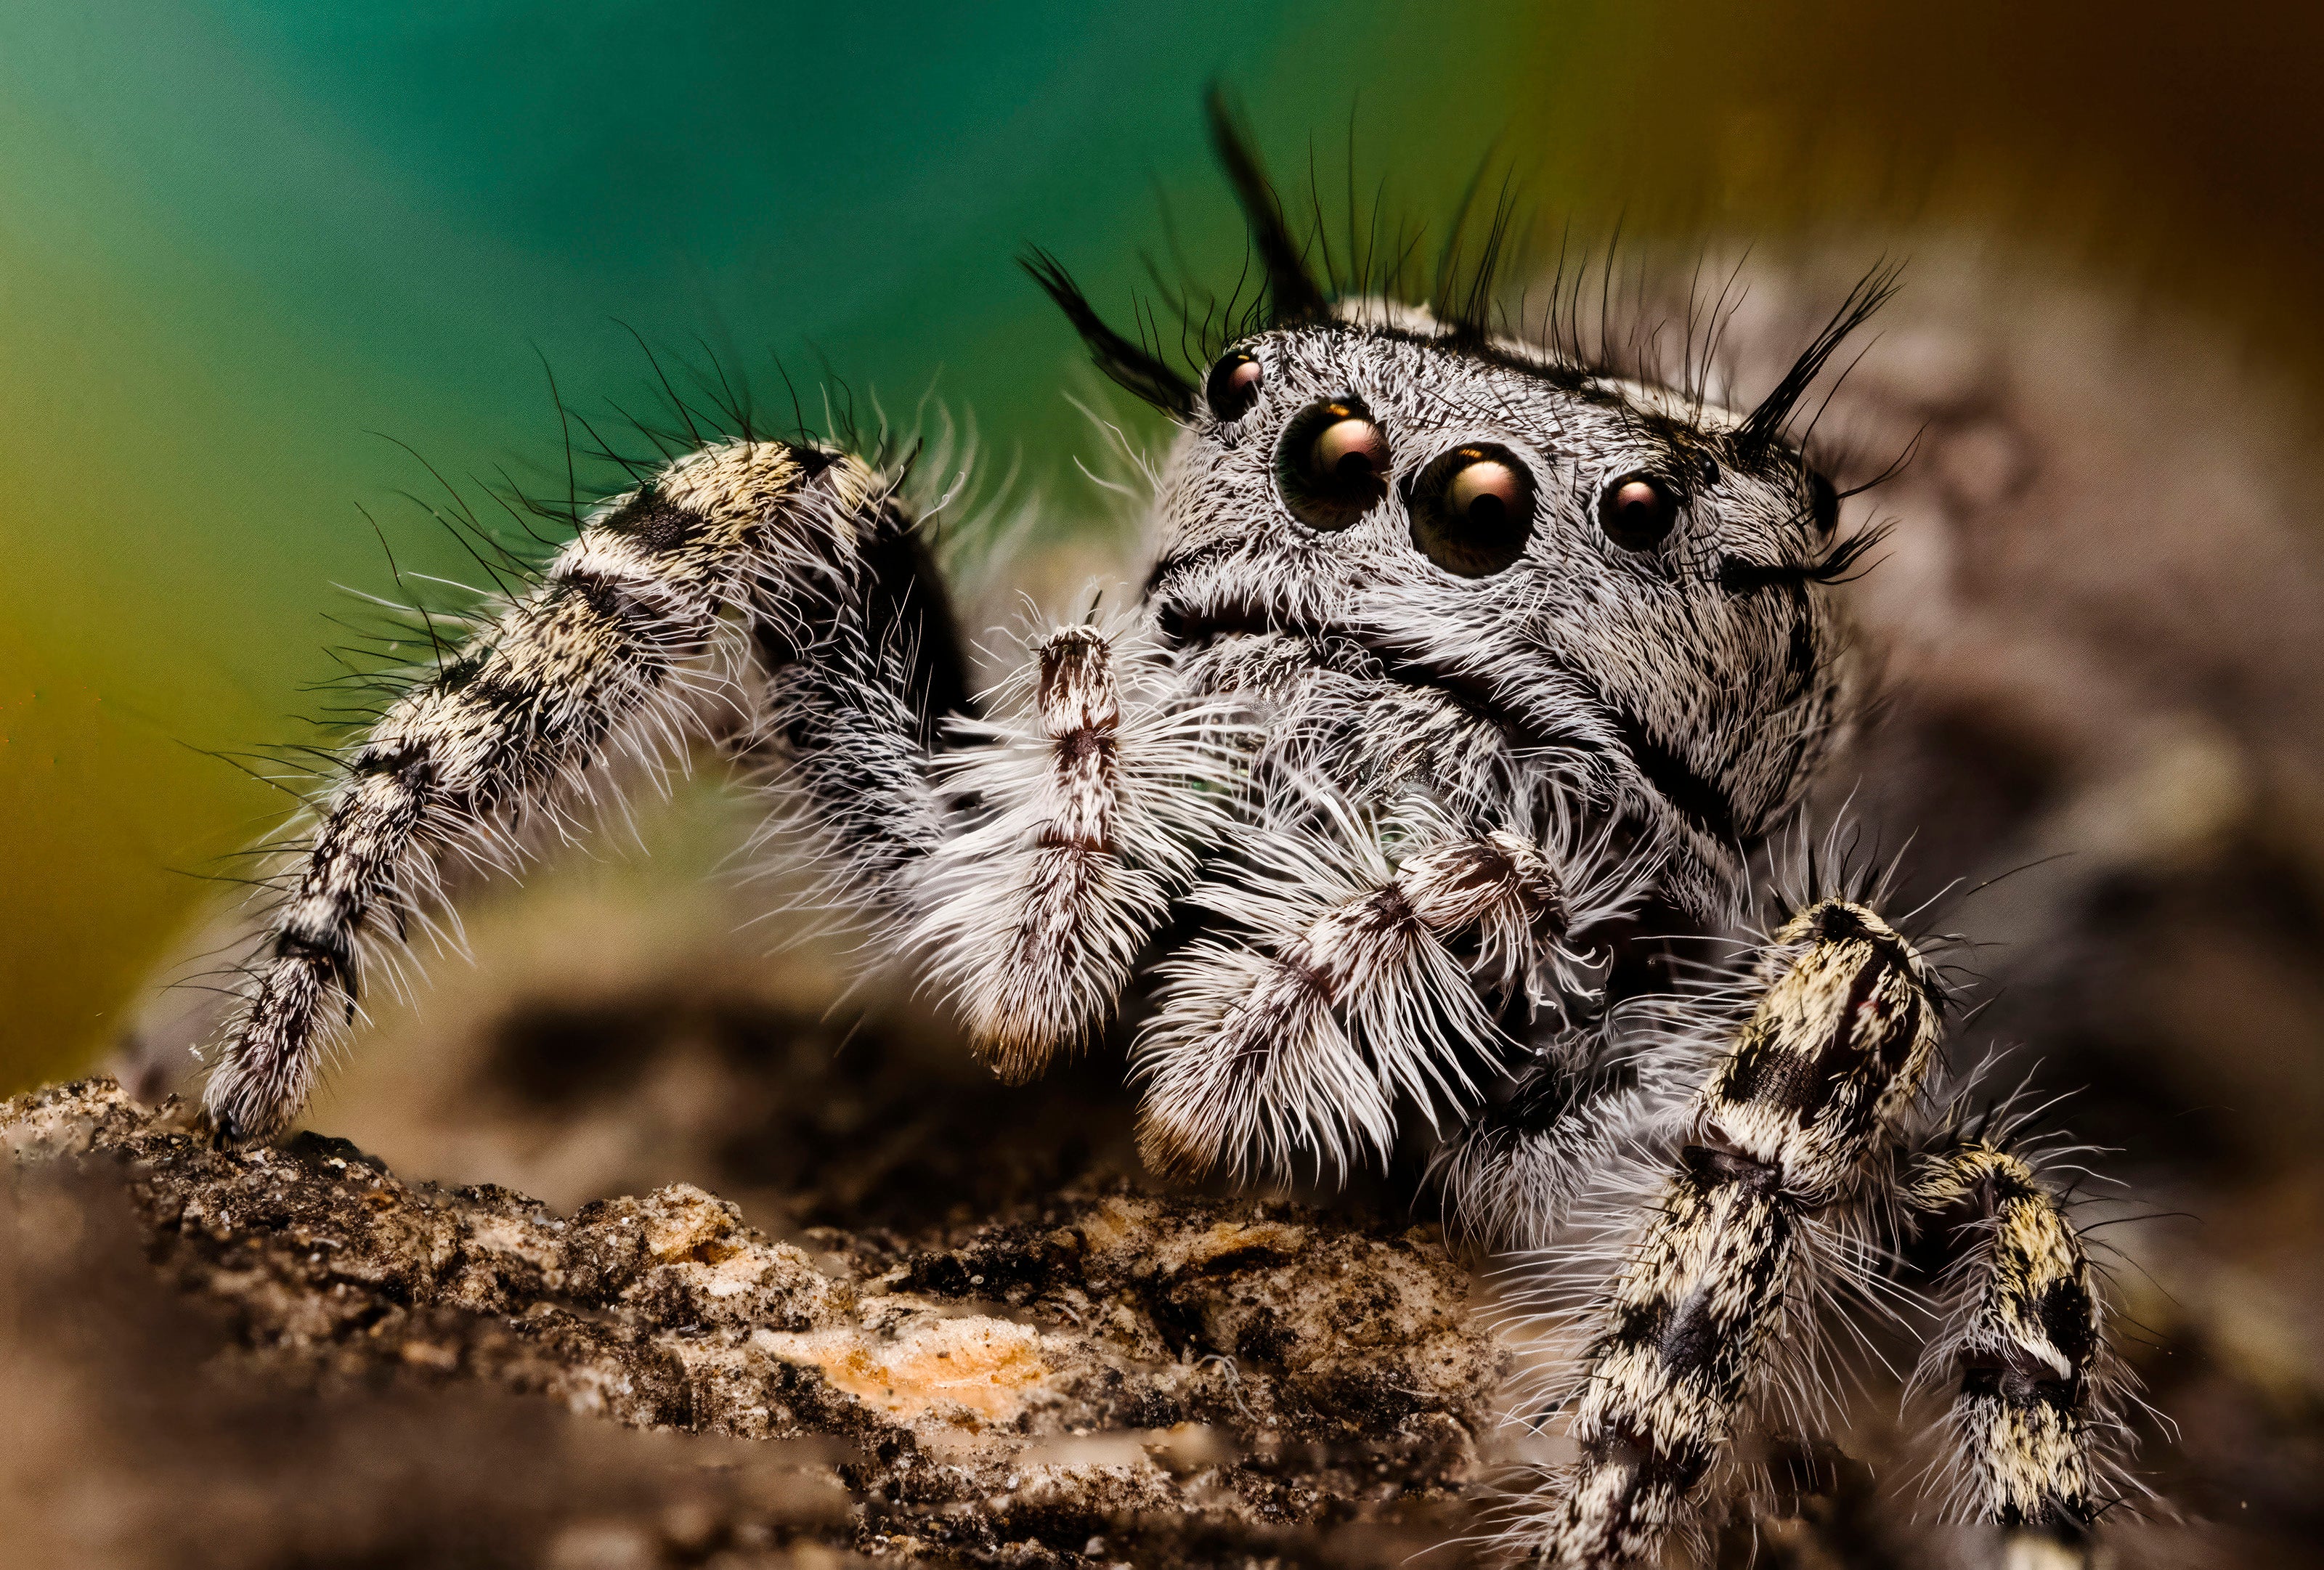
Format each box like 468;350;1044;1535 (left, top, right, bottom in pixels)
1432;1044;1667;1254
1132;792;1636;1181
752;487;967;897
1513;899;1944;1568
905;620;1240;1080
202;441;922;1142
1904;1135;2130;1552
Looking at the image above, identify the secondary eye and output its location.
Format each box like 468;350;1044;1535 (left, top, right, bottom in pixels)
1206;350;1264;421
1808;469;1840;534
1276;399;1391;532
1408;444;1537;577
1598;472;1680;551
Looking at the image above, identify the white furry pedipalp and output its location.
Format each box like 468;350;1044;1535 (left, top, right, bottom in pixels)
907;614;1246;1080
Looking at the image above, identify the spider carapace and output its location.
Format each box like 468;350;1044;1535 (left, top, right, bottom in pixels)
197;100;2141;1567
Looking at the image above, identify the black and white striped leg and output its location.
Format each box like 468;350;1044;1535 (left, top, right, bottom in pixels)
201;442;910;1144
1515;899;1944;1568
1131;800;1625;1181
754;490;968;900
1904;1138;2123;1555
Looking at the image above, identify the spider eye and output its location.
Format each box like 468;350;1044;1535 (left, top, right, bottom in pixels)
1807;469;1840;534
1408;444;1537;577
1206;350;1264;421
1598;472;1679;551
1277;399;1391;532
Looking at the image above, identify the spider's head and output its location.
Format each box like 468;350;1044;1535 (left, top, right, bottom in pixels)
1025;105;1888;916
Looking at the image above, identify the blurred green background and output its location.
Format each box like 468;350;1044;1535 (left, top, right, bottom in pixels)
5;0;2322;1086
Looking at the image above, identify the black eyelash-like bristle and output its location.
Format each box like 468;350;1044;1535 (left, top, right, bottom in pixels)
1718;520;1896;593
1432;158;1522;347
1020;248;1198;418
1736;261;1904;455
1024;92;1904;462
1204;86;1331;326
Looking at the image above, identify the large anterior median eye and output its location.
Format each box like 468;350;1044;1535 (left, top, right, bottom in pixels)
1276;399;1391;532
1597;471;1680;551
1407;444;1537;577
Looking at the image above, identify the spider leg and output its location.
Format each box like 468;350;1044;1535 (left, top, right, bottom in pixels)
1510;898;1945;1569
1903;1134;2129;1555
1431;1044;1667;1255
202;441;918;1143
901;620;1240;1081
1131;792;1632;1181
750;494;967;898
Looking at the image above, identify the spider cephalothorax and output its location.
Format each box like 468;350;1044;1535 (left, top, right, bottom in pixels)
1142;301;1862;919
187;101;2141;1569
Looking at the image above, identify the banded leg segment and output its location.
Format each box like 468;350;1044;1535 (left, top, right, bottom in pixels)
1524;899;1943;1568
756;492;967;898
203;442;904;1143
909;623;1238;1081
1134;811;1576;1180
1906;1140;2114;1540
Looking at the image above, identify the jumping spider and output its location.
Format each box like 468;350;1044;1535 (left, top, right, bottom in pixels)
196;104;2142;1567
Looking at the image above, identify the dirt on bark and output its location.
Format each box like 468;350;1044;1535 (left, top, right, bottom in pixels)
1;1077;1507;1570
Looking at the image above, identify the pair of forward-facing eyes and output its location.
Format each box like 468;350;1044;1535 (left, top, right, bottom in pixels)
1207;347;1696;580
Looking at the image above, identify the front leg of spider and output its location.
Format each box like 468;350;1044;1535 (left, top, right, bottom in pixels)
1511;900;2140;1569
1519;900;1945;1568
1904;1136;2126;1554
202;442;930;1143
202;425;1235;1144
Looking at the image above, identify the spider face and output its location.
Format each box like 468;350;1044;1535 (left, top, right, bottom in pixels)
1145;305;1856;912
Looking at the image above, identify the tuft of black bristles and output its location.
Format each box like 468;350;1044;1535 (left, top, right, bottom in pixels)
1204;86;1332;327
1429;155;1524;347
1019;248;1198;419
1018;91;1906;481
1718;520;1896;593
1735;261;1904;455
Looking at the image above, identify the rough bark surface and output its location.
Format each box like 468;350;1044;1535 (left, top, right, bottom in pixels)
1;1078;1506;1569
